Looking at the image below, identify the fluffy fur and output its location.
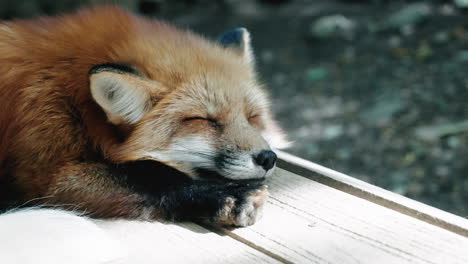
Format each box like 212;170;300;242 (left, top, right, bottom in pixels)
0;6;287;226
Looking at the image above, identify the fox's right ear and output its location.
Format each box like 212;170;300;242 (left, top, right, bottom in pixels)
218;28;253;64
89;65;153;125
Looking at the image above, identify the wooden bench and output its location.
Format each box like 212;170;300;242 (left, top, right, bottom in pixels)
96;151;468;264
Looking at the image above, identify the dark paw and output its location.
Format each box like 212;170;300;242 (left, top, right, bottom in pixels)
216;185;269;227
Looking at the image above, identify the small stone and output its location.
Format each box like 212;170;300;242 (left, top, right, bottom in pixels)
401;24;415;36
341;47;356;64
440;4;456;15
442;151;455;162
447;136;461;148
309;14;356;39
388;35;402;48
360;92;406;125
272;73;287;85
392;185;408;195
415;120;468;140
323;125;344;140
433;31;450;44
305;144;319;156
416;42;433;60
414;168;425;178
260;50;274;64
429;183;440;193
347;124;361;136
337;148;352;160
408;182;424;195
305;67;328;81
391;47;410;57
391;171;409;185
435;166;450;177
228;1;264;17
456;50;468;61
453;27;465;39
464;179;468;192
454;0;468;8
378;2;432;32
402;153;416;166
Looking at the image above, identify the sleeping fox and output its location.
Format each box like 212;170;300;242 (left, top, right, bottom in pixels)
0;6;287;226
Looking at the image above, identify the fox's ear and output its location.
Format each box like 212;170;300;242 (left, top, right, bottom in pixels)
89;68;153;125
218;27;253;64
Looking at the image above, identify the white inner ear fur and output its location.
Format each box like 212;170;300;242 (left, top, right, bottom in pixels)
90;72;151;125
238;28;254;64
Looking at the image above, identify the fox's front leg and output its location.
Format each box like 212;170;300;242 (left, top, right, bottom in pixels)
42;162;153;219
39;162;268;226
158;181;269;227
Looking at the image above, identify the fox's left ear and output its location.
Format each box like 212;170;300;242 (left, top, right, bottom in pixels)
89;65;155;125
218;27;253;64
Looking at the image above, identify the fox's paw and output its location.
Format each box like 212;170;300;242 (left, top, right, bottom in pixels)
217;185;269;227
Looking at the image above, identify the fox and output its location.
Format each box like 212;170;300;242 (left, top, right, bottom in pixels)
0;6;288;227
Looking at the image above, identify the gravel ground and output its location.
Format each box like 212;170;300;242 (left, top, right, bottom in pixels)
2;0;467;216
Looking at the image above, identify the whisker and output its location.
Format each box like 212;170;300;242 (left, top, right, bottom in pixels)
171;149;218;159
221;159;244;167
4;195;56;213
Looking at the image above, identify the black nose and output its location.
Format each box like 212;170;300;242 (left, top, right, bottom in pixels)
254;150;277;171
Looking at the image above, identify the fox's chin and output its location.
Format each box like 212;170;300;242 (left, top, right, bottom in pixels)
219;164;276;181
193;167;270;182
194;168;275;181
193;168;228;181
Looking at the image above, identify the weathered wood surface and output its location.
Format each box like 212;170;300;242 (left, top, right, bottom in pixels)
276;151;468;237
96;220;281;264
94;163;468;264
222;168;468;264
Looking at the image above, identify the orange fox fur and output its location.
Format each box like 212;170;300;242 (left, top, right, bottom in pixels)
0;6;286;224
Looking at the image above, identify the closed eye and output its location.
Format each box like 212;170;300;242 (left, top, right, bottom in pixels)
248;114;260;120
248;113;260;122
183;116;219;127
183;116;208;122
247;113;263;127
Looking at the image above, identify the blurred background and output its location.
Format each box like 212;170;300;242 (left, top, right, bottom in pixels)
2;0;467;217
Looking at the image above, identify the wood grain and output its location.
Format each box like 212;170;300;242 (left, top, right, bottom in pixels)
277;150;468;237
95;220;281;264
222;168;468;264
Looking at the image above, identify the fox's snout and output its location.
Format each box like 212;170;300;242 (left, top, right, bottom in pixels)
253;150;277;171
209;147;278;180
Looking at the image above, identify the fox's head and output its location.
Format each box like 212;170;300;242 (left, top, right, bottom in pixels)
89;27;288;180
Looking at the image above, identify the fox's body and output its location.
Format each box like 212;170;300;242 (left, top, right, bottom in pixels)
0;6;286;226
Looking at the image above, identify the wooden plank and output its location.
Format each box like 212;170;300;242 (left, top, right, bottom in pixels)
95;220;282;264
221;168;468;264
277;150;468;237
